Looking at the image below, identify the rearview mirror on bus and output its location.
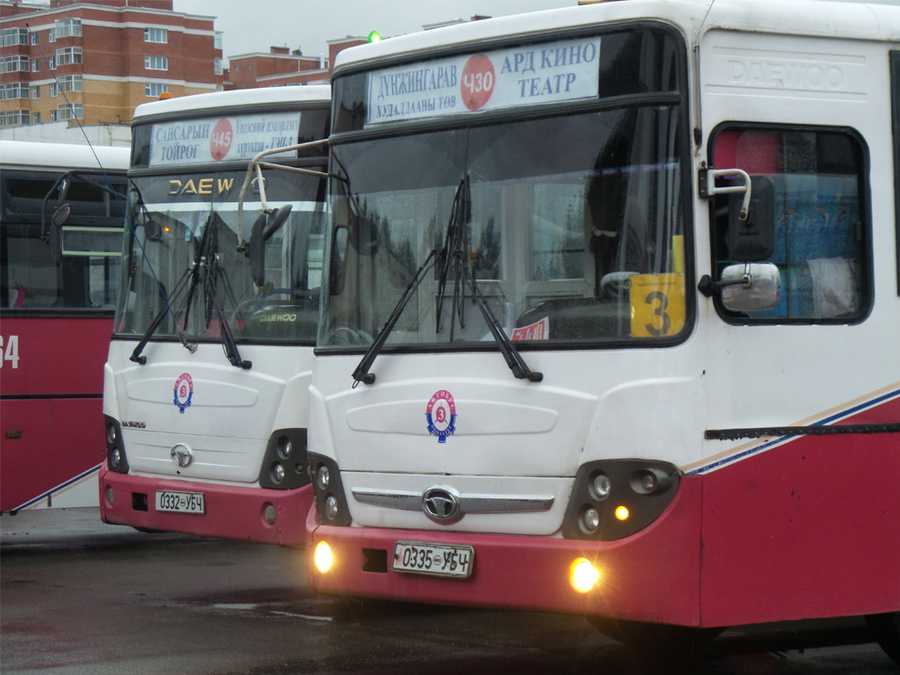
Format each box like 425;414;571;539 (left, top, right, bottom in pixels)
720;262;781;313
727;176;775;262
248;206;293;287
51;203;71;228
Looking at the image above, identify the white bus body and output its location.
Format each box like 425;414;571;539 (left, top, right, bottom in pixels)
100;86;330;544
307;0;900;651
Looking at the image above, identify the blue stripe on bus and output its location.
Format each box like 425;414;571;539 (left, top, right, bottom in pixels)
12;463;103;512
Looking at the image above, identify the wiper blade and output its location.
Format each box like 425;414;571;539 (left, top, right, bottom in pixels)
469;277;543;383
351;248;438;387
209;263;252;370
129;266;194;365
435;176;469;340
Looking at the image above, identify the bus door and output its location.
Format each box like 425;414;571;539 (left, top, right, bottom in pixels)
0;169;126;512
693;28;898;625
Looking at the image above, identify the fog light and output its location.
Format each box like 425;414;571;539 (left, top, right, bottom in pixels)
569;557;601;593
105;486;114;506
106;424;117;446
316;465;330;490
263;503;277;525
590;472;611;500
111;448;122;468
314;540;334;574
580;507;601;534
276;437;293;460
614;505;630;521
271;462;285;484
325;495;339;520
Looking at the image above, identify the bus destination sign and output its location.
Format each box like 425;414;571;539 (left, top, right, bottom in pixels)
149;112;300;167
366;37;602;126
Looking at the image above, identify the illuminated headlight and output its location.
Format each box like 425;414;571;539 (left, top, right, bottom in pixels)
316;465;330;490
590;473;611;500
271;463;286;484
276;436;293;460
111;448;122;468
569;557;601;594
314;540;335;574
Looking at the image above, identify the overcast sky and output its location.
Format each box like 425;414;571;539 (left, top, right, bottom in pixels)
174;0;574;62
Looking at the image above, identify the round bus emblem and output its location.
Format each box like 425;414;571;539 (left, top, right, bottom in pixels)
425;390;457;444
460;54;495;112
209;118;233;161
173;372;193;414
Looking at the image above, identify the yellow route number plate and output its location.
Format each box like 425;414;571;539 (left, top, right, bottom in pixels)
630;274;686;338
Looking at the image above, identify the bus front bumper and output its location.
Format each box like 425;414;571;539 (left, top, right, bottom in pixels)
306;479;702;625
99;465;313;546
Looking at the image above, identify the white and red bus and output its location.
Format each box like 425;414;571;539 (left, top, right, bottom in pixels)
1;141;129;513
302;0;900;661
99;86;330;544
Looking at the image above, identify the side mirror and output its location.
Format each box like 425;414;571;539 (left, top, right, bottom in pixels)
51;203;71;228
720;262;781;313
727;176;775;262
247;205;294;288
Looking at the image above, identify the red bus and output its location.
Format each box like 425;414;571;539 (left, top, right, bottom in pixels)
1;141;129;513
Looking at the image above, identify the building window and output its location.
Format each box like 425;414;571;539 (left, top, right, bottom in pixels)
0;28;28;47
30;85;40;99
54;19;83;39
0;111;31;127
214;31;223;50
0;56;30;74
144;27;168;44
710;125;870;323
50;75;82;97
144;55;169;71
55;48;83;66
48;28;56;43
52;103;84;122
214;58;224;76
144;82;169;97
31;112;41;125
0;83;30;100
31;58;39;73
30;31;39;46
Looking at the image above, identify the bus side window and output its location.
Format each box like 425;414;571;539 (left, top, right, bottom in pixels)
710;126;871;323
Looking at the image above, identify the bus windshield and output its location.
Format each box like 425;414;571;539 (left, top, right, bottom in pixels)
322;106;687;349
116;168;326;343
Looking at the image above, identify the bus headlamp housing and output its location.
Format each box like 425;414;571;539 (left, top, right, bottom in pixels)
307;453;351;527
104;416;129;474
562;459;680;541
258;429;309;490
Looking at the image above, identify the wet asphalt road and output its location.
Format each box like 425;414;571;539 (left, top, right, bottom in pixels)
1;528;897;675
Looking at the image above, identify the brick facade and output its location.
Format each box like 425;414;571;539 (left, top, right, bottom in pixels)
224;37;367;90
0;0;222;128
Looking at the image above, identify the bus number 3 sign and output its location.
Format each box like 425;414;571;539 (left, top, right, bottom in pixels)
629;275;686;338
0;335;20;369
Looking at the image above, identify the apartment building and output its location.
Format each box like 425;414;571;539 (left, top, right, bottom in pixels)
0;0;223;129
224;37;367;90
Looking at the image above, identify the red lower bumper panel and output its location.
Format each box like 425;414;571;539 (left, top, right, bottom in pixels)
99;465;313;546
308;479;703;625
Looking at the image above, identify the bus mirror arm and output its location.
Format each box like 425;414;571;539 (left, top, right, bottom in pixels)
236;138;330;250
699;167;752;221
698;264;753;297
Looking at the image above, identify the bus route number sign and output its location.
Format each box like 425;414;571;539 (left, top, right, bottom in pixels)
630;274;686;338
0;335;20;369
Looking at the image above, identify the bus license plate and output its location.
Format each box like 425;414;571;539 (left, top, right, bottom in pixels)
392;542;474;579
155;491;205;514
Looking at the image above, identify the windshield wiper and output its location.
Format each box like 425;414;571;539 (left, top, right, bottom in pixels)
204;222;251;370
351;248;438;387
441;175;542;383
129;265;195;365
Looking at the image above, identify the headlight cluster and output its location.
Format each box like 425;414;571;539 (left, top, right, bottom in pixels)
307;452;351;526
562;459;680;541
257;428;310;490
104;416;129;474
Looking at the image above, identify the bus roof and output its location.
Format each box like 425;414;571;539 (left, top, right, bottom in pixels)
0;140;129;172
133;85;331;121
334;0;900;73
